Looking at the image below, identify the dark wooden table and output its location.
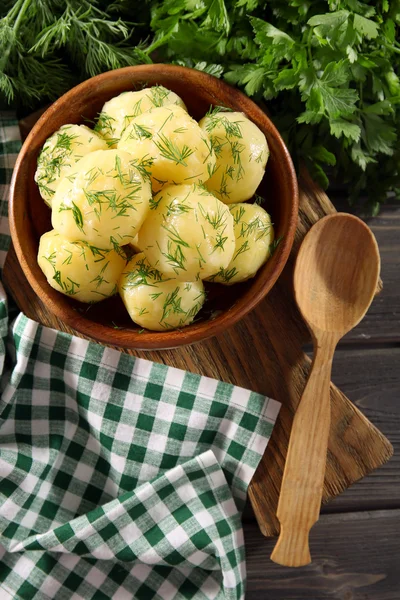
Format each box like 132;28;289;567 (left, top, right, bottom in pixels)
244;201;400;599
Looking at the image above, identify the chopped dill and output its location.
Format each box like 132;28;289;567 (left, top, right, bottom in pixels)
149;85;170;108
59;200;85;234
269;236;283;256
90;261;110;289
130;123;153;140
149;292;163;300
95;112;115;136
233;240;250;261
232;205;245;225
160;286;186;324
211;233;228;253
159;240;186;274
208;266;239;283
154;133;194;166
130;155;154;180
150;194;162;210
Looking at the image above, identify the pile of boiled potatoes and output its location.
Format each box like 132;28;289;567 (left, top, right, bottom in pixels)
35;85;275;331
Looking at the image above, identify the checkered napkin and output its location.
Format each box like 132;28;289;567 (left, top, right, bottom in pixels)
0;114;280;599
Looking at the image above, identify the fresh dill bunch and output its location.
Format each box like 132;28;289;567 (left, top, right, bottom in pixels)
0;0;150;107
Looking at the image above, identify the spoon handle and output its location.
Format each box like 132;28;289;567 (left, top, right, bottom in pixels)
270;334;337;567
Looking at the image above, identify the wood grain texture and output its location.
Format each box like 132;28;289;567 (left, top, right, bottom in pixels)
271;332;336;566
271;214;381;566
245;510;400;599
333;200;399;344
322;346;400;513
4;168;393;537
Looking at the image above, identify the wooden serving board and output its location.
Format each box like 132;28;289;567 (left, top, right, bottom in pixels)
4;116;393;538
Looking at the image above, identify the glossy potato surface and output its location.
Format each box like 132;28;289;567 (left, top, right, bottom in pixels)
208;203;274;284
138;184;235;281
199;111;269;204
52;149;152;248
118;105;215;192
119;252;205;330
35;124;107;206
38;230;126;303
95;86;186;146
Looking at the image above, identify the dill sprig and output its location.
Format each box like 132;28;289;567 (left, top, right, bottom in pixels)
0;0;148;106
205;107;243;139
154;133;194;166
198;201;228;231
165;191;192;216
160;286;186;325
232;205;245;225
208;266;239;284
150;194;162;210
232;240;250;261
158;240;186;274
36;127;79;197
43;252;80;296
149;85;171;108
239;216;273;241
211;232;228;253
59;200;85;233
123;256;166;289
130;123;153;140
90;261;110;289
130;155;154;181
269;236;283;256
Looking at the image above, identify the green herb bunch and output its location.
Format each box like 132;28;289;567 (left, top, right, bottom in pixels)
150;0;400;214
0;0;150;105
2;0;400;213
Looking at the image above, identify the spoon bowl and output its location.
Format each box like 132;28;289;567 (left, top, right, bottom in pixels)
271;213;380;567
294;213;380;335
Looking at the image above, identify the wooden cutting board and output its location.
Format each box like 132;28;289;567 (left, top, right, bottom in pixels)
4;115;393;538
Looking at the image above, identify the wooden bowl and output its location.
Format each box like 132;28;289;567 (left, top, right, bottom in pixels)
10;65;298;350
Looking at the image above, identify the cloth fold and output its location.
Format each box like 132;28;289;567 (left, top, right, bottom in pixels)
0;114;280;599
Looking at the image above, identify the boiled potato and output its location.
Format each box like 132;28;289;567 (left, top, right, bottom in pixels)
119;253;205;330
118;105;216;192
199;111;269;204
138;184;235;281
95;86;186;147
208;203;274;285
52;149;152;249
38;230;126;303
35;125;107;207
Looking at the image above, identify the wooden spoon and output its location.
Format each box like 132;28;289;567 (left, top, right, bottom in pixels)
270;213;380;567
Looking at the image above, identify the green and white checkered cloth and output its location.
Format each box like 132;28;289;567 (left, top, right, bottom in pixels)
0;114;280;599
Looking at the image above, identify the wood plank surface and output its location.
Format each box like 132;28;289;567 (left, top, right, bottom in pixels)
245;509;400;599
342;202;400;344
322;346;400;513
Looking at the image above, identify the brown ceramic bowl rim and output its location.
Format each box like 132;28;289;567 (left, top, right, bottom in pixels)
10;64;298;350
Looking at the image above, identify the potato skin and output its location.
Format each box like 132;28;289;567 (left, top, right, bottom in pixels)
118;105;215;192
138;183;235;281
38;230;126;303
207;203;274;285
95;86;187;147
35;125;107;207
51;149;152;249
119;253;205;331
199;111;269;204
